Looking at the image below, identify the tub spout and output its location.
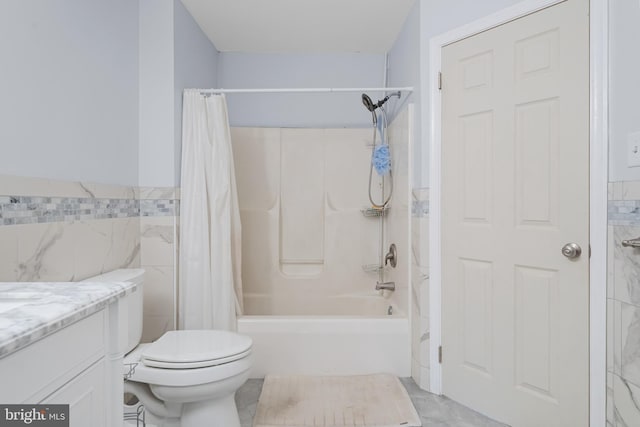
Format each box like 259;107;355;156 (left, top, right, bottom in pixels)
376;282;395;291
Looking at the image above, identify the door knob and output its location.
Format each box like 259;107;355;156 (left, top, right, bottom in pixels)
561;243;582;259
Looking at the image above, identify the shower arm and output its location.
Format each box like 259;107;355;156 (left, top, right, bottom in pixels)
375;91;401;110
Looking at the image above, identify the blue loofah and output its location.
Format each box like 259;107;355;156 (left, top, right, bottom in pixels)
372;144;391;176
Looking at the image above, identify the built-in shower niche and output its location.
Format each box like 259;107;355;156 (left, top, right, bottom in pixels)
232;108;410;316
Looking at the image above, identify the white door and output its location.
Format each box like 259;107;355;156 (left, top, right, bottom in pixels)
441;1;589;426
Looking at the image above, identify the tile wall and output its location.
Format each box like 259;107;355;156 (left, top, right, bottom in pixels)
139;187;179;342
386;106;412;319
0;175;179;342
607;181;640;426
411;188;430;390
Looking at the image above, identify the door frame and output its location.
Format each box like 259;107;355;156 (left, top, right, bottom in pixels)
427;0;608;425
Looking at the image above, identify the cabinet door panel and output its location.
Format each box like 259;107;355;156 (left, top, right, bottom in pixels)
43;360;106;427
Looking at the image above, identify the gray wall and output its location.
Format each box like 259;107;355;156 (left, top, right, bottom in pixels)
138;0;219;187
0;0;139;186
609;0;640;182
0;0;217;188
139;0;174;188
421;0;524;36
387;0;421;187
218;52;386;128
0;0;541;189
174;0;219;186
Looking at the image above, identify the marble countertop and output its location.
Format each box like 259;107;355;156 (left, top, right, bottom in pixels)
0;281;137;359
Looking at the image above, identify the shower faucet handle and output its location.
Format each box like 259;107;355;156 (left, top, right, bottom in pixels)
384;243;397;268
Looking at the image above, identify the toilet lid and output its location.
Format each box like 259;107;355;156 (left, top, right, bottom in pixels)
141;330;252;369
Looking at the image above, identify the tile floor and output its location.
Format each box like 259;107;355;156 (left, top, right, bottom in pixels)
235;377;507;427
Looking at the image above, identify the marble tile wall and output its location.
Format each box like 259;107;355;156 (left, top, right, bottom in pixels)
0;175;179;344
411;188;430;391
608;181;640;426
0;175;140;282
138;187;179;343
386;107;412;316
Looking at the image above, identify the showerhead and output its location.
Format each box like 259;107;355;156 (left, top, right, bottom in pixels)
362;93;376;112
362;93;377;125
362;91;401;113
362;91;402;125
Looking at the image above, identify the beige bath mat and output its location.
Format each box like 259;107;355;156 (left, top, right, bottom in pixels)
253;374;422;427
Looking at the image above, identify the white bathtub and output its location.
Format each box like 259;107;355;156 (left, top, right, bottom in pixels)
237;294;410;378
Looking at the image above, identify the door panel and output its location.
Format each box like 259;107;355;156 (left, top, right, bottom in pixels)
515;99;559;227
461;112;493;223
460;258;493;375
441;1;589;426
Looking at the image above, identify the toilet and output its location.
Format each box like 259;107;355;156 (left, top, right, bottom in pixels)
83;269;252;427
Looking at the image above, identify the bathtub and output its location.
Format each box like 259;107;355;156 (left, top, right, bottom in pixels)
237;293;410;378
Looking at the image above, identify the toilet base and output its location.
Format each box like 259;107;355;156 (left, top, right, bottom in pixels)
181;394;240;427
127;349;250;427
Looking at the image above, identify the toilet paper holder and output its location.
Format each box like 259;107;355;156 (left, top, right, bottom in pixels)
123;404;145;427
124;362;138;381
622;238;640;248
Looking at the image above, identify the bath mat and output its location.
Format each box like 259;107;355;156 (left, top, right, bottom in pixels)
253;373;422;427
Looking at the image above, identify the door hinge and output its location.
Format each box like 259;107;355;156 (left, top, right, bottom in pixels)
438;72;442;90
438;346;443;363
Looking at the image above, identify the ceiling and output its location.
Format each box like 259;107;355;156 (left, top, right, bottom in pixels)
180;0;416;54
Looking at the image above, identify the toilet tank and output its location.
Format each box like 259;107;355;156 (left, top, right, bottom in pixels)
82;269;145;354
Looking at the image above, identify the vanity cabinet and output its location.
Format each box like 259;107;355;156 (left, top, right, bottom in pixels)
43;359;106;427
0;308;115;427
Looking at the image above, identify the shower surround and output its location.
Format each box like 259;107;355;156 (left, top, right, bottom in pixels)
233;106;413;376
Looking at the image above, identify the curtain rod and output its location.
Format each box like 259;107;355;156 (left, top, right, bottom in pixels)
197;86;414;95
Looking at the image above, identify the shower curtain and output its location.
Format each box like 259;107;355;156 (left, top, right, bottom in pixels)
179;90;243;331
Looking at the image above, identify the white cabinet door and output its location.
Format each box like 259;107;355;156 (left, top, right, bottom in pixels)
43;360;106;427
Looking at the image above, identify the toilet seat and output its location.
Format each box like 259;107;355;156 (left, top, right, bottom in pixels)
143;348;252;369
124;343;252;387
141;330;253;369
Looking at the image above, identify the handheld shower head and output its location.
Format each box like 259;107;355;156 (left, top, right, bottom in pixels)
362;93;377;125
362;93;376;112
362;91;402;112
